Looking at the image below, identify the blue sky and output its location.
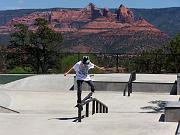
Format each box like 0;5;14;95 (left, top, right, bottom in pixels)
1;0;180;10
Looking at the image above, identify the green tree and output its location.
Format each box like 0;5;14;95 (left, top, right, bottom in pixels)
9;24;32;72
165;34;180;72
10;18;63;73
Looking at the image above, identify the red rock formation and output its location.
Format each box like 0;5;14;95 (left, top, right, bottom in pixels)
116;4;134;23
0;3;169;53
82;3;103;20
103;8;109;17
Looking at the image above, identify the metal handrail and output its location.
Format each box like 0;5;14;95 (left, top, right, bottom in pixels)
123;70;136;96
78;98;108;122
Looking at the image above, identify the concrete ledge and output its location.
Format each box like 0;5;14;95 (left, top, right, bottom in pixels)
165;101;180;122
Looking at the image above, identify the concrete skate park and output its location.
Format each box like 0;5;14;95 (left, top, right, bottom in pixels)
0;73;180;135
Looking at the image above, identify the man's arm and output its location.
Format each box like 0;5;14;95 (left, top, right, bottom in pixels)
64;67;74;76
94;64;106;71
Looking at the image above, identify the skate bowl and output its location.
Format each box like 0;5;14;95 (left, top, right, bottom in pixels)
0;91;11;107
0;74;74;92
0;91;19;113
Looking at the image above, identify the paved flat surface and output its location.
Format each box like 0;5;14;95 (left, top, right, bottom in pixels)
91;73;130;82
0;74;179;135
91;73;177;83
134;74;177;83
0;90;179;135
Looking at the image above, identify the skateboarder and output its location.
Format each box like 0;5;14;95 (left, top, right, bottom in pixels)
64;56;105;104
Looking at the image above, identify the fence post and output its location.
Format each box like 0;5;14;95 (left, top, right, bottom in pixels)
116;53;119;72
78;52;80;61
96;101;99;113
86;103;89;117
106;107;108;113
78;106;81;122
100;104;102;113
103;106;105;113
128;82;131;96
177;74;180;95
92;100;95;115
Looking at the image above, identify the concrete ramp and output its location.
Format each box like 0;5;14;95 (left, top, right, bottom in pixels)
0;91;11;107
0;74;74;92
0;91;19;113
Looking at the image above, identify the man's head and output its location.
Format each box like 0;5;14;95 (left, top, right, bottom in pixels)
82;56;90;65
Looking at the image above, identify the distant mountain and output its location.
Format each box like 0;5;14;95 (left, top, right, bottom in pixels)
0;4;177;53
131;7;180;37
0;6;179;36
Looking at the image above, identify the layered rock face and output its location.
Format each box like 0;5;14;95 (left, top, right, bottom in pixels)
0;3;169;53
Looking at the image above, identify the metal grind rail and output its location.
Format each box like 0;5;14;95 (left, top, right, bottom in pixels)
123;71;136;96
78;98;108;122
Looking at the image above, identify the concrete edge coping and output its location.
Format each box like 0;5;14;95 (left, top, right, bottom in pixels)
92;80;128;83
133;81;176;84
91;80;176;84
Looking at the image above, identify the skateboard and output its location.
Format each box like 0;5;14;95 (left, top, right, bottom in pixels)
75;92;93;109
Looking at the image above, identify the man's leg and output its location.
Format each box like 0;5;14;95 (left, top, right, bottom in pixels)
77;80;83;103
86;80;95;92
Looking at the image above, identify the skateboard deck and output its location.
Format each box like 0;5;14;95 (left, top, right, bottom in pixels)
75;92;93;108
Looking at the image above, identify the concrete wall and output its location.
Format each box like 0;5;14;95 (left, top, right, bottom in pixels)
132;82;177;94
73;74;130;91
72;74;177;94
165;108;180;122
74;81;127;91
165;101;180;122
73;80;177;94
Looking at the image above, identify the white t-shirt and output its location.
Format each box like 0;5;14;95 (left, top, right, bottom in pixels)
73;61;94;81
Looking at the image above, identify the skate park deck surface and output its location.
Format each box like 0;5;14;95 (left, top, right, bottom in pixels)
0;74;179;135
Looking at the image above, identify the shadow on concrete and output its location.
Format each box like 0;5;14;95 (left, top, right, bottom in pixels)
170;81;177;95
140;100;168;113
175;122;180;135
49;115;85;122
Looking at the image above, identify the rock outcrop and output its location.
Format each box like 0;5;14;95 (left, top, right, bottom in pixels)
116;4;134;23
82;3;103;20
